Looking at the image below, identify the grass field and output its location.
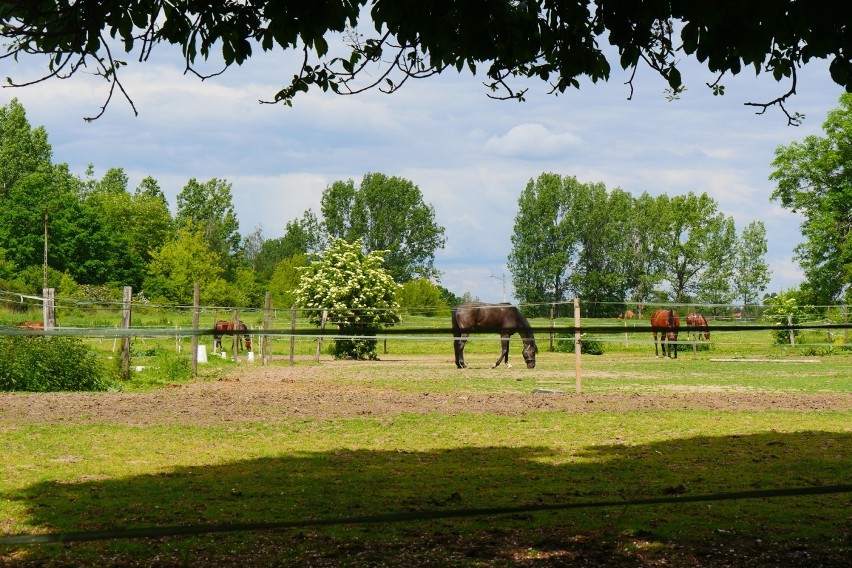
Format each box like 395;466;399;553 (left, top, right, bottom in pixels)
1;309;850;566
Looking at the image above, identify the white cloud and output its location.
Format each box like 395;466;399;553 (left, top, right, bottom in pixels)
484;123;581;159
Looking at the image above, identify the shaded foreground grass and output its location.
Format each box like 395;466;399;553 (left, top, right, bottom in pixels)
1;352;850;566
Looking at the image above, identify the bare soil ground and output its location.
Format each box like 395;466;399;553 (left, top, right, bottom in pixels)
3;357;850;426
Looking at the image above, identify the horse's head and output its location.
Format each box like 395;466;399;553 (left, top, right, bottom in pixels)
522;340;538;368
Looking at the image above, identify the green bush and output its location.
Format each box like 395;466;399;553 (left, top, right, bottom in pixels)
553;333;605;355
0;336;112;392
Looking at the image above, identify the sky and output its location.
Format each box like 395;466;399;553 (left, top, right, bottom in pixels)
1;36;845;305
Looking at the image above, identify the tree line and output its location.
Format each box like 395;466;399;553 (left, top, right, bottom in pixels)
2;95;849;315
0;99;457;312
507;174;771;318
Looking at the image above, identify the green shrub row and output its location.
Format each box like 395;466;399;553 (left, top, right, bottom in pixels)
0;336;114;392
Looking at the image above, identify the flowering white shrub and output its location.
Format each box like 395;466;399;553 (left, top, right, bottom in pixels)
296;238;401;359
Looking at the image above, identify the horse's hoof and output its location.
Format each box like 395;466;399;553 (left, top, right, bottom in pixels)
506;363;513;369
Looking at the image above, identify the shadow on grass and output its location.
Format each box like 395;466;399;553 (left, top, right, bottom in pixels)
4;430;850;566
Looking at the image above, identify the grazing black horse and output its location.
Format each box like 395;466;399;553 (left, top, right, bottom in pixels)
214;320;252;352
651;309;680;359
452;302;538;369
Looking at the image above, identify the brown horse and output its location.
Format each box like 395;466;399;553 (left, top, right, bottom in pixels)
214;320;252;352
650;309;680;359
686;312;710;341
17;320;44;331
451;302;537;369
616;310;636;320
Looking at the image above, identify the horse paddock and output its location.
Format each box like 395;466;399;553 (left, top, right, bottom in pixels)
1;352;850;566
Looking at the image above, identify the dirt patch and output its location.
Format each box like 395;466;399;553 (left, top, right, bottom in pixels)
2;357;849;426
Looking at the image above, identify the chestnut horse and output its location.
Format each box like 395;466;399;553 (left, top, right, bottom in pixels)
17;320;44;331
686;312;710;341
451;302;537;369
214;320;252;352
650;309;680;359
616;310;636;319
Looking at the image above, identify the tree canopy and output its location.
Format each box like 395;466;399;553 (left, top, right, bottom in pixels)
508;174;762;315
320;173;446;282
770;93;852;304
2;1;849;123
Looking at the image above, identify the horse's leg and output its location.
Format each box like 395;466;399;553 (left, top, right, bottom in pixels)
653;331;659;358
672;335;678;359
493;335;510;368
454;334;468;369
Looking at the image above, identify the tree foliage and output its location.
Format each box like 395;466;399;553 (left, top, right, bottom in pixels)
508;174;574;315
254;210;325;282
658;192;737;303
770;93;852;304
296;238;400;360
144;227;231;305
396;278;449;316
732;221;772;309
175;178;242;275
2;2;849;123
320;173;446;282
268;254;308;310
509;175;749;312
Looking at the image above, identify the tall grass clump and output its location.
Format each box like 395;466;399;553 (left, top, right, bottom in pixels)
0;336;113;391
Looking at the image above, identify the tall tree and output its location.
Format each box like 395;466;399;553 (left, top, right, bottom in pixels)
175;178;241;273
658;192;736;303
131;176;174;264
0;98;52;197
732;221;772;309
571;184;637;316
254;210;325;282
3;3;848;124
144;227;231;305
320;173;446;282
770;93;852;304
508;173;575;315
626;192;667;310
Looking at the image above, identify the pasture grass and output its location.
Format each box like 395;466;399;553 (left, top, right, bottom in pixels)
1;412;849;564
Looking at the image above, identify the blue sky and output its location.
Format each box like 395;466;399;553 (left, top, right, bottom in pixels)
1;41;845;304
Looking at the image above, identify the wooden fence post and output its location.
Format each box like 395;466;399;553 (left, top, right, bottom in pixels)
549;305;555;352
289;306;297;366
574;297;582;394
788;315;795;346
191;283;199;376
262;291;271;366
42;288;55;329
232;309;239;361
316;310;328;362
120;286;132;381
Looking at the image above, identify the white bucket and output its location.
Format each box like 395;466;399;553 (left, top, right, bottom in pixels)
197;345;208;363
221;351;228;359
247;351;255;363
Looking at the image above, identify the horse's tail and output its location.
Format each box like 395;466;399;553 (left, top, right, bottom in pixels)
450;306;463;334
